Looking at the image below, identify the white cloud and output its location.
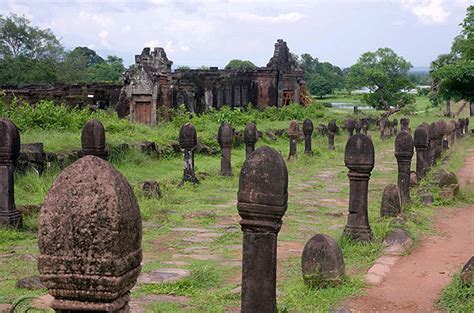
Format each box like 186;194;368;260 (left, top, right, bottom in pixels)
401;0;449;24
228;12;305;24
78;11;113;28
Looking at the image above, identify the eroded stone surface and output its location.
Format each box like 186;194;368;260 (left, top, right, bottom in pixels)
138;268;190;284
380;184;402;217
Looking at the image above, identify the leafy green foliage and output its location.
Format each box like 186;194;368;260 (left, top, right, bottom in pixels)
224;59;257;70
345;47;414;110
300;53;344;98
0;14;124;84
430;5;474;104
438;274;474;312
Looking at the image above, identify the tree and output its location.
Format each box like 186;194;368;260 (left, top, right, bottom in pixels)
87;55;125;83
0;13;63;84
430;5;474;111
299;53;343;98
345;47;414;111
58;47;106;82
225;59;257;70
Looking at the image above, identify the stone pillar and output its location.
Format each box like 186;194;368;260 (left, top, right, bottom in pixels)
458;118;465;137
81;119;107;160
361;119;369;135
38;156;142;312
0;118;22;227
380;184;402;217
237;146;288;313
288;120;299;161
244;122;257;160
400;118;410;133
454;120;462;139
204;88;213;110
436;121;445;159
414;124;430;180
465;118;470;134
218;123;233;176
395;131;414;206
446;121;455;148
303;118;313;155
343;133;374;241
354;119;362;134
392;119;398;136
328;120;337;150
179;123;198;184
345;118;355;137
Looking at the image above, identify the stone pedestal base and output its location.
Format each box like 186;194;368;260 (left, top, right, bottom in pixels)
0;209;22;227
343;225;372;242
53;293;130;313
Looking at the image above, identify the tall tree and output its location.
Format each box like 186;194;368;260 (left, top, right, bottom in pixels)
345;47;414;111
430;5;474;111
225;59;257;70
299;53;343;98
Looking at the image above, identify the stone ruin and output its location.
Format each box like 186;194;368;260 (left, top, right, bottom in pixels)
38;156;142;312
343;133;375;241
303;118;314;155
179;123;199;185
119;40;310;125
243;122;258;159
394;131;414;206
0;118;22;227
81;119;108;160
288;120;300;161
217;122;234;176
237;146;288;312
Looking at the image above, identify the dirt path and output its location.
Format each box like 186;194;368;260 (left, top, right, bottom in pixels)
347;151;474;312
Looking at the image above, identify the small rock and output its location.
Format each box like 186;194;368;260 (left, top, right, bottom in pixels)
383;229;412;255
368;263;390;276
420;193;434;206
460;256;473;286
15;275;45;290
433;169;458;187
410;171;417;187
141;181;161;198
365;273;383;286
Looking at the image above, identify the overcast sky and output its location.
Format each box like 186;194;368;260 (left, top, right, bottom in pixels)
1;0;470;68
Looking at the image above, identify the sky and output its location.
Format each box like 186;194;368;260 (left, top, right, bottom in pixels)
0;0;471;69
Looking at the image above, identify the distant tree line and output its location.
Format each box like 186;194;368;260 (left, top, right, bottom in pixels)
0;13;125;85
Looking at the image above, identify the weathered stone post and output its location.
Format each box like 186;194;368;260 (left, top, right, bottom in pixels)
81;119;107;160
179;123;198;184
346;118;355;137
400;118;410;133
395;131;414;206
303;118;314;155
328;120;337;150
361;119;369;135
446;121;455;148
414;124;430;180
392;118;398;136
288;120;299;161
38;156;142;312
458;118;465;137
379;117;387;139
244;122;257;160
455;120;462;139
343;133;374;241
238;146;288;313
218;122;233;176
380;184;402;217
354;119;362;134
436;121;446;159
464;118;470;134
0;118;22;227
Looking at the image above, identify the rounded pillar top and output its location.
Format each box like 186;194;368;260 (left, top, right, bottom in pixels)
430;121;445;140
288;120;300;138
81;119;105;151
38;155;142;302
0;118;20;164
354;119;362;133
344;133;375;173
395;130;414;160
414;124;429;149
328;120;337;133
217;122;233;147
345;118;355;131
302;119;314;136
179;123;197;149
237;146;288;224
244;122;257;145
400;118;410;127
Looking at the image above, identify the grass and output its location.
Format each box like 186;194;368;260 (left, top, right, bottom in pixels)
0;95;473;311
438;274;474;312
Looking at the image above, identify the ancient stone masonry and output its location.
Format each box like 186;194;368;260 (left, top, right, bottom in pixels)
288;120;300;161
345;118;355;137
395;131;414;206
120;40;308;125
343;133;375;242
380;184;402;217
179;123;199;185
217;123;233;176
0;118;22;227
1;82;122;112
38;156;142;312
237;146;288;313
244;123;258;159
301;234;345;287
400;118;410;133
414;124;430;180
303;119;314;155
328;120;337;150
81;119;108;160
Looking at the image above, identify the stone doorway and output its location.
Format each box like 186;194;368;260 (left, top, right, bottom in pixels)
282;90;294;106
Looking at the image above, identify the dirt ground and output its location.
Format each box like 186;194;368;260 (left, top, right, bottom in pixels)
347;150;474;312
